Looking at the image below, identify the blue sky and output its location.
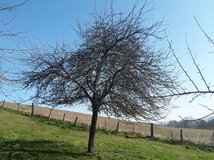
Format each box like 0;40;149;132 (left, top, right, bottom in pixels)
1;0;214;121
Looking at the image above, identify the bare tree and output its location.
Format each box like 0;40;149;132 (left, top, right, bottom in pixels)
22;1;178;154
0;1;26;86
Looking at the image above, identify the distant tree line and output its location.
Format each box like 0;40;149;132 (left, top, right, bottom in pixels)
166;117;214;129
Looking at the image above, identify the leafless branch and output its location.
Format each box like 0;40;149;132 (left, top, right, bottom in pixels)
185;35;211;91
165;33;199;92
179;104;214;122
194;16;214;46
0;1;27;11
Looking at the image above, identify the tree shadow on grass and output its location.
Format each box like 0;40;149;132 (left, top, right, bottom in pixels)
0;139;87;160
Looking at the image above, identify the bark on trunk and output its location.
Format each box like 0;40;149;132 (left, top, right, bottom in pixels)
87;103;99;154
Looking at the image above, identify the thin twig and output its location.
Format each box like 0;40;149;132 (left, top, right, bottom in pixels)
194;16;214;46
185;35;211;91
165;32;199;92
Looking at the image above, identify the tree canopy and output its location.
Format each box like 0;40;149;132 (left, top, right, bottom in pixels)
23;1;178;154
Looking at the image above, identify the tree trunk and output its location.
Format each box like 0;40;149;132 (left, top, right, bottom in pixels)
87;103;99;154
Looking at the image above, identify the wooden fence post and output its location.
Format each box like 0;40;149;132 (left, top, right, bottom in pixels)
212;132;214;141
150;123;154;137
47;109;53;121
74;117;78;126
62;113;66;125
116;121;120;133
171;130;174;141
17;103;20;113
132;124;135;133
2;99;5;107
30;103;35;116
105;119;107;130
180;129;183;144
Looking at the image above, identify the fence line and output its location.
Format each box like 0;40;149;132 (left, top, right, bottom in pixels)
1;100;214;145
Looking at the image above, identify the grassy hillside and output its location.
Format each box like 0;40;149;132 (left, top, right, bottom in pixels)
0;108;214;160
2;101;214;145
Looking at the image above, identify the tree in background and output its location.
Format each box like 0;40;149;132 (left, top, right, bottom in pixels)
22;1;179;154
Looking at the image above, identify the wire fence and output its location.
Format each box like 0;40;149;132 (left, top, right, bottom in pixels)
1;100;214;145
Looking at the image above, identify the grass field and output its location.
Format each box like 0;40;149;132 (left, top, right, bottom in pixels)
1;101;214;145
0;107;214;159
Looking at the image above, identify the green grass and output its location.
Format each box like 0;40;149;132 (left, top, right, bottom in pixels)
2;101;214;145
0;108;214;160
